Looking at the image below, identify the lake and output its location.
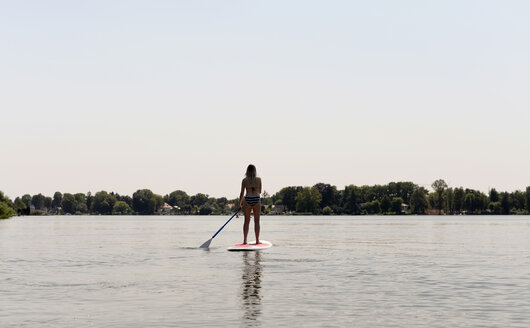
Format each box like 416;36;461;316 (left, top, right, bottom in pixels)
1;215;529;327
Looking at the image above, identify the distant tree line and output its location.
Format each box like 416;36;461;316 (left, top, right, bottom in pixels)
1;180;529;218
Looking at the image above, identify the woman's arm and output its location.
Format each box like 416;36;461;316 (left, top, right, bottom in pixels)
258;178;262;194
238;179;245;208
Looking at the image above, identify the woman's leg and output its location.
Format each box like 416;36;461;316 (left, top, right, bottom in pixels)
252;203;260;244
243;203;251;244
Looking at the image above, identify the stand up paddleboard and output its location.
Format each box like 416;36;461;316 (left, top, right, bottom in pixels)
227;240;272;252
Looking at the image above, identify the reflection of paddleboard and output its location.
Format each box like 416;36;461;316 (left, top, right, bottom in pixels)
227;240;272;252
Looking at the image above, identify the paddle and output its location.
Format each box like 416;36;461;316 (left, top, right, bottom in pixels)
199;208;241;248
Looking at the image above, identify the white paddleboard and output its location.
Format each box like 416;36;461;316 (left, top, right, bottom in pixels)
227;240;272;252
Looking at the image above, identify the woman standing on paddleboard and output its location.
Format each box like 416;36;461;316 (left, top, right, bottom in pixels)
238;164;262;245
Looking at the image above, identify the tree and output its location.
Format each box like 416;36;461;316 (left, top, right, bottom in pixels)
274;187;303;212
489;188;499;202
0;191;15;219
52;192;62;209
500;192;511;215
21;194;32;209
295;187;322;213
190;193;209;208
322;206;333;215
342;185;360;215
61;193;77;214
453;187;465;214
365;200;381;214
0;202;14;219
86;192;94;210
511;190;525;212
444;188;454;215
44;197;52;210
31;193;46;210
410;187;428;214
391;197;403;214
313;183;338;209
526;187;530;214
381;195;391;214
261;191;272;206
113;201;132;215
199;205;213;215
91;191;117;214
153;194;164;212
165;190;190;208
431;179;448;214
464;193;475;214
14;197;28;215
132;189;162;215
488;202;502;214
74;193;88;214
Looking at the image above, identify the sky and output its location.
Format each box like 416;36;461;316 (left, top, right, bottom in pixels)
1;0;530;199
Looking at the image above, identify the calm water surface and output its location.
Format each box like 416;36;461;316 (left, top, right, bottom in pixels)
1;215;529;327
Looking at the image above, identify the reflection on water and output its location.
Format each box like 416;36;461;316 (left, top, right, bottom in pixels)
240;251;263;325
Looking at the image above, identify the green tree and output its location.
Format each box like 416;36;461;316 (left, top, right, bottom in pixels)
391;197;403;214
274;186;303;212
381;195;391;214
0;191;15;219
14;197;28;215
0;202;14;219
489;188;499;202
387;182;416;204
190;193;209;208
500;192;511;215
132;189;162;215
295;187;322;213
91;191;117;214
52;192;62;209
31;193;46;210
453;187;465;214
431;179;448;214
365;200;381;214
199;205;213;215
488;202;502;214
61;193;77;214
410;187;428;214
86;192;94;210
526;187;530;214
444;188;454;214
322;206;333;215
463;193;475;214
74;193;88;214
511;190;525;212
21;194;32;209
260;191;272;206
165;190;190;208
113;201;132;215
44;197;52;210
313;183;338;209
342;185;360;215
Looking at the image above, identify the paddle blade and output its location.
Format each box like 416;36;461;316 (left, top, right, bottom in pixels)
200;238;212;248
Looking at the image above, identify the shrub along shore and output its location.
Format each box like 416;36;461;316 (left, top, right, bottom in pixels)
1;180;529;219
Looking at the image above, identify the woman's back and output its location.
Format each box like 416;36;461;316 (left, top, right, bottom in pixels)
243;177;261;196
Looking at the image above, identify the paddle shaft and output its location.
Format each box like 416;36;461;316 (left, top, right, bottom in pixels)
211;208;241;239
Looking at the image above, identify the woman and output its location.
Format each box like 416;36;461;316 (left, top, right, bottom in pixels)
238;164;262;245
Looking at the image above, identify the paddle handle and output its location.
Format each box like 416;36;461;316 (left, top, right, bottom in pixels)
211;208;241;239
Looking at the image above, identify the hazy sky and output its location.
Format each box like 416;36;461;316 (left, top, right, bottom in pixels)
2;1;530;199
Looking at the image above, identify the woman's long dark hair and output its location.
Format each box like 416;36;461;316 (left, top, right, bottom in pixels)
245;164;257;182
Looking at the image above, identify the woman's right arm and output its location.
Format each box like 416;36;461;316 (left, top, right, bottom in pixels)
238;179;245;208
